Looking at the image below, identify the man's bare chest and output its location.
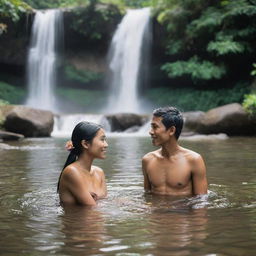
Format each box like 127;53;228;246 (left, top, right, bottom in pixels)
146;158;192;188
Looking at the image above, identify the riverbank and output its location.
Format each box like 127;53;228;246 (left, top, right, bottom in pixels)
1;103;255;139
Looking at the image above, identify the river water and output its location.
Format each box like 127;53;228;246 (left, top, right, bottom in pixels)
0;136;256;256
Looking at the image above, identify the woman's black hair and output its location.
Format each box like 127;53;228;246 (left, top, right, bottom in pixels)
57;121;102;192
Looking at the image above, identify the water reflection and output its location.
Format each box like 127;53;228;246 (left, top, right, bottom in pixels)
149;208;208;256
59;206;106;255
0;137;256;256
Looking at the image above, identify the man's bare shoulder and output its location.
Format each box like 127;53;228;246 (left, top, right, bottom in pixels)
180;147;205;169
142;149;161;163
180;146;203;161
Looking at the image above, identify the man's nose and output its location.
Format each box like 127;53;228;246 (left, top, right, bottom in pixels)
149;128;154;136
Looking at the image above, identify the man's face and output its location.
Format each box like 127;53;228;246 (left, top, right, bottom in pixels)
149;115;170;146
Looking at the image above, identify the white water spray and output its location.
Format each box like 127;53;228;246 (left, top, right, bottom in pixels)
107;8;151;113
52;114;111;137
26;9;63;111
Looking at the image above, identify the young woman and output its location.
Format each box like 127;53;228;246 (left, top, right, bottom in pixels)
57;121;108;206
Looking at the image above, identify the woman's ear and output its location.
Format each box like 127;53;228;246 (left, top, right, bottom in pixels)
81;140;90;149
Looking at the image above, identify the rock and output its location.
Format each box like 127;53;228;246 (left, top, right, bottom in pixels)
105;113;149;132
0;143;16;150
196;103;256;136
4;105;54;137
181;133;228;141
124;125;141;133
183;111;206;132
0;130;24;141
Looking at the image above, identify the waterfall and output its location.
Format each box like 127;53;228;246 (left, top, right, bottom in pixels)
52;114;111;137
106;8;151;113
26;9;63;111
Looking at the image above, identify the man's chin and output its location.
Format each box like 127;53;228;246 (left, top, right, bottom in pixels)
151;140;159;146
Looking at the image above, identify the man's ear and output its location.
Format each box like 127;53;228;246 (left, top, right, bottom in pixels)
81;140;90;149
169;126;176;137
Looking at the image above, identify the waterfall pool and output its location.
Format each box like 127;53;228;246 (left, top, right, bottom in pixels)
0;136;256;255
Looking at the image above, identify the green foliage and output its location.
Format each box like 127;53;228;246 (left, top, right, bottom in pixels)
251;63;256;76
64;65;103;84
161;56;226;81
21;0;153;9
0;0;31;21
0;0;31;35
242;93;256;117
22;0;89;9
154;0;256;85
145;82;249;111
0;81;26;104
0;99;9;106
57;88;107;108
70;4;121;41
101;0;152;8
207;38;248;55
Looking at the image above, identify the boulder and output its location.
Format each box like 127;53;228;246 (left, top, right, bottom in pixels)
0;130;24;141
196;103;256;136
105;113;149;132
4;105;54;137
183;111;206;132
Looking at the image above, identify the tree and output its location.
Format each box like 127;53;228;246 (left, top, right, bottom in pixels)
154;0;256;86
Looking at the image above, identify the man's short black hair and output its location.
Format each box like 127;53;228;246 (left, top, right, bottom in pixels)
153;106;183;140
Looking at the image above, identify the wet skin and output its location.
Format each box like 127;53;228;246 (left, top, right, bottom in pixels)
59;129;108;206
142;116;208;196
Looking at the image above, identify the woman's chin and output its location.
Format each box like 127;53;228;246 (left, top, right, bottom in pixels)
99;153;107;159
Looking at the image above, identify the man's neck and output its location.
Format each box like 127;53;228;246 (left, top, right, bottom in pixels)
161;139;180;158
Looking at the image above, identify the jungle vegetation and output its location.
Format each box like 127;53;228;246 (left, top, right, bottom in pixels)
0;0;256;112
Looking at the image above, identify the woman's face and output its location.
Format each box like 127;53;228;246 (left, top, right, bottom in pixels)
88;128;108;159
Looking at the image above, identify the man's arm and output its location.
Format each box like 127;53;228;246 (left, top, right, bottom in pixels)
191;154;208;195
64;167;96;206
142;156;151;192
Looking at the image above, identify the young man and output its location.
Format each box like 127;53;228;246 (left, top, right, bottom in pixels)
142;106;208;196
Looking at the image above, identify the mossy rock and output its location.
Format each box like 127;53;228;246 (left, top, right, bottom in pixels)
0;105;14;129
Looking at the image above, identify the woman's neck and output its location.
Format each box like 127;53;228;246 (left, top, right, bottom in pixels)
77;153;94;172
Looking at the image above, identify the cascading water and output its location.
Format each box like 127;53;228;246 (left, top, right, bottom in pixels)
106;8;151;113
26;9;63;111
52;114;111;137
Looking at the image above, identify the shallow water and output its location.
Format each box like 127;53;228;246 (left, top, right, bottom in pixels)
0;136;256;256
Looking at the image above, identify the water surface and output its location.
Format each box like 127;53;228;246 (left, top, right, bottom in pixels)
0;136;256;256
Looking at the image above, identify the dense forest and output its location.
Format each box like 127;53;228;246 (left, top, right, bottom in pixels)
0;0;256;114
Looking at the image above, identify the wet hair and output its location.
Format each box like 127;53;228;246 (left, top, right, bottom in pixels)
153;106;183;140
57;121;102;192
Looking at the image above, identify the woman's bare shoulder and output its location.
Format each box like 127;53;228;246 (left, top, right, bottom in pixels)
62;164;82;181
92;165;104;175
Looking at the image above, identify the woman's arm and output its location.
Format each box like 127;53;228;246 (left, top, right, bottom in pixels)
63;167;97;206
